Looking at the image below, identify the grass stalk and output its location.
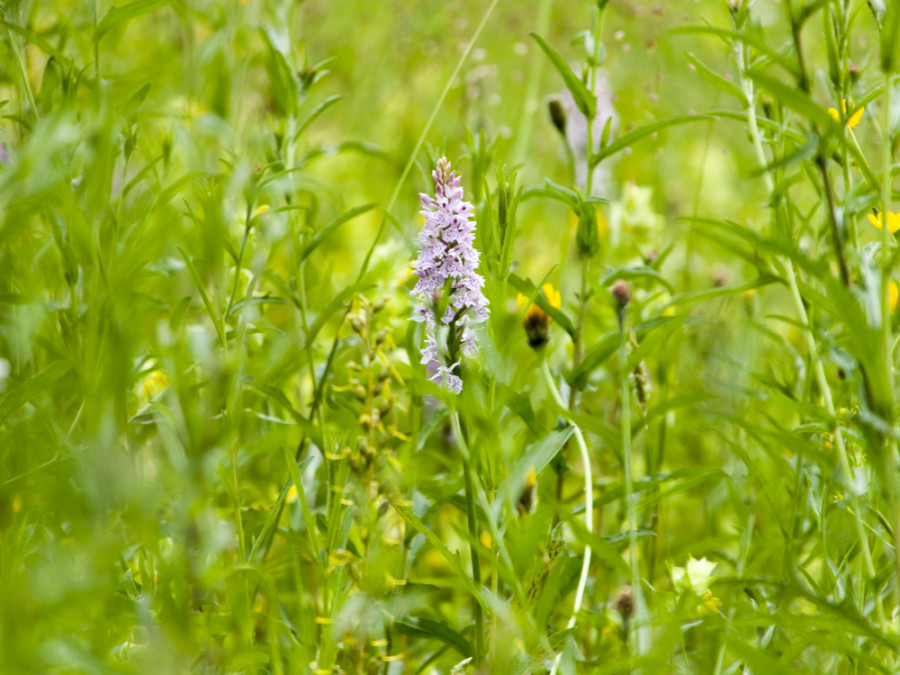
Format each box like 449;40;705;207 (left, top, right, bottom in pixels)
541;358;593;675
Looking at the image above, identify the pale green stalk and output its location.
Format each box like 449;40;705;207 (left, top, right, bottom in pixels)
617;309;649;655
450;410;484;664
541;358;593;675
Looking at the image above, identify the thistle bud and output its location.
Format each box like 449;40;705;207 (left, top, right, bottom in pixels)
611;280;630;309
616;586;635;620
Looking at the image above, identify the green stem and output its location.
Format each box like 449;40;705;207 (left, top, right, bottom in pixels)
618;309;648;655
541;359;593;675
585;6;606;197
451;411;484;664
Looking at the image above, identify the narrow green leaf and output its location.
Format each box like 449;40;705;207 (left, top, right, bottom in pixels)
96;0;169;41
685;52;746;103
671;26;800;77
591;115;712;167
504;427;574;507
530;33;596;119
0;361;70;426
394;617;473;658
178;247;225;347
248;456;315;563
301;203;377;261
508;272;576;338
391;502;482;602
748;71;834;128
599;266;675;294
294;94;345;142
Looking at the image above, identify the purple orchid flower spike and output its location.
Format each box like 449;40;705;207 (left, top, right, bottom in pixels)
411;157;489;394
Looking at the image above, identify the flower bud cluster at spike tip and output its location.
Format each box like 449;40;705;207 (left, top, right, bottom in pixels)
411;157;489;394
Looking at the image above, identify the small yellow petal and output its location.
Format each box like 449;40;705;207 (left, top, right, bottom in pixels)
542;283;562;309
830;100;863;129
889;212;900;234
890;281;898;314
870;211;900;234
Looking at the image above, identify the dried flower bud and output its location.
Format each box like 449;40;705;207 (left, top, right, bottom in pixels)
548;95;568;136
611;280;630;308
616;586;635;620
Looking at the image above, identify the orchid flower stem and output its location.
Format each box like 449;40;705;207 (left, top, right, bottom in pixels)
541;358;593;675
451;410;484;664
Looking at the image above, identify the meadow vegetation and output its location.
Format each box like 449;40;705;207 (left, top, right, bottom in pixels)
2;0;900;672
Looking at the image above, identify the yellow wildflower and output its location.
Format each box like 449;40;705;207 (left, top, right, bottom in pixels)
139;369;168;401
868;211;900;234
827;99;863;129
699;590;723;616
891;281;899;314
516;283;562;349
